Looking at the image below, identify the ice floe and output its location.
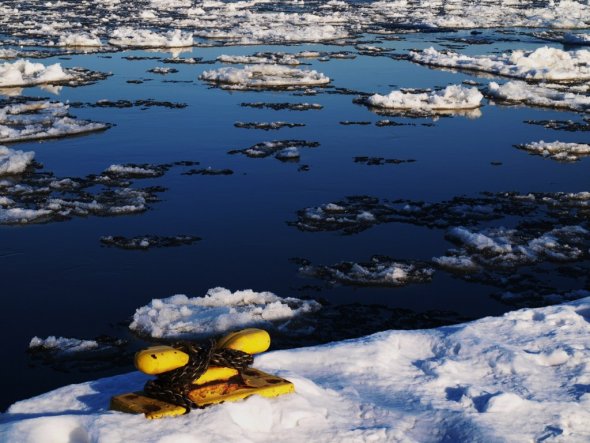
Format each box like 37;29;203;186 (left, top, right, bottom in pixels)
100;235;201;250
365;85;483;114
241;102;323;111
515;140;590;161
200;65;330;89
0;146;35;176
217;53;300;65
409;46;590;81
4;297;590;442
129;287;322;339
0;100;110;143
109;29;193;48
0;157;195;225
229;139;319;159
435;225;590;271
299;256;434;287
234;121;305;130
487;81;590;112
535;31;590;46
0;59;71;88
56;33;102;47
29;336;100;354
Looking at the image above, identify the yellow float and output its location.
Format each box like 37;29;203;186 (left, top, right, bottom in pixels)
110;328;294;419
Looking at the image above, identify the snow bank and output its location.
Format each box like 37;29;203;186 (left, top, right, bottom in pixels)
487;81;590;112
3;297;590;442
129;287;322;339
0;60;71;87
200;65;330;89
0;146;34;175
109;28;193;48
516;141;590;162
409;46;590;81
367;85;483;111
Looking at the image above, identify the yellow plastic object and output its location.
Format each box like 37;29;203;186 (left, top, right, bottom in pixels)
188;368;294;408
134;346;189;375
110;392;187;419
135;329;271;376
193;367;238;385
215;328;271;355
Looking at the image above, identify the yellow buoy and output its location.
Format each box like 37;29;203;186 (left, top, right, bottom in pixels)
216;328;271;355
134;346;190;375
135;329;271;376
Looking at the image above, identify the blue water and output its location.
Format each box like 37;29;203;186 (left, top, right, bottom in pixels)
0;29;588;409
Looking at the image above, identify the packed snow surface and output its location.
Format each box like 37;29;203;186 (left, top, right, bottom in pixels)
0;60;71;87
409;46;590;81
200;65;330;89
3;297;590;442
367;85;483;111
517;140;590;161
129;287;322;338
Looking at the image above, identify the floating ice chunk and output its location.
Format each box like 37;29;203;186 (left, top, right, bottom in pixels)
0;59;71;87
437;225;590;270
535;31;590;46
0;100;110;143
300;256;434;287
109;28;193;48
104;164;163;178
275;147;300;160
217;53;300;65
367;85;483;111
29;336;99;354
487;81;590;112
516;140;590;162
409;46;590;81
0;146;34;175
100;234;200;249
56;33;102;47
0;49;18;59
200;64;330;89
129;287;322;338
0;207;52;224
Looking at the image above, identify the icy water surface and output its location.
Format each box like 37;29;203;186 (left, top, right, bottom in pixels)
1;25;589;408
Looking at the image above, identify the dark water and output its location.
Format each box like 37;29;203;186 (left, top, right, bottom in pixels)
0;30;588;410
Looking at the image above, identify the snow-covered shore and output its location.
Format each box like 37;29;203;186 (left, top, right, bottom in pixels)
2;297;589;442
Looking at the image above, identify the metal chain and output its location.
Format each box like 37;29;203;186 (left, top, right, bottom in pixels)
143;339;254;412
